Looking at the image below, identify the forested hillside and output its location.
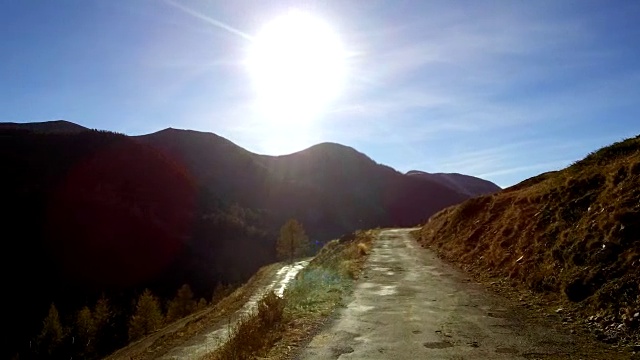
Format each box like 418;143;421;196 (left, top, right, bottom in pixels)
2;121;494;358
2;129;272;358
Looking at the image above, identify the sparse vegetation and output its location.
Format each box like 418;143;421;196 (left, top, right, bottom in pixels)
418;134;640;343
209;292;286;360
207;230;375;360
211;282;234;305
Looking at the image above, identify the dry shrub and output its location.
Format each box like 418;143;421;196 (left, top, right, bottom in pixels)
258;292;285;325
209;292;284;360
357;242;369;256
340;259;361;280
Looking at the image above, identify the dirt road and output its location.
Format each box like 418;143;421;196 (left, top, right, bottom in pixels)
298;229;624;359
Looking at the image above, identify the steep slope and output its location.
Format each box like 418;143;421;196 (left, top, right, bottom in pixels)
1;129;200;358
137;130;341;240
0;128;273;359
406;170;501;197
260;142;469;228
418;134;640;340
136;128;264;195
139;132;469;238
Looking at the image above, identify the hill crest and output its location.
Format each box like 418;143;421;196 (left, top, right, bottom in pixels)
0;119;88;133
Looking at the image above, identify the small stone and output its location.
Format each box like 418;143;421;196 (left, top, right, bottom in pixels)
634;312;639;319
555;308;564;314
604;334;618;343
570;329;576;334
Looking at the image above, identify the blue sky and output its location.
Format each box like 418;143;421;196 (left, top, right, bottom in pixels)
1;1;639;187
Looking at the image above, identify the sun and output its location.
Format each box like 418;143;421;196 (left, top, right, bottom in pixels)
246;10;346;124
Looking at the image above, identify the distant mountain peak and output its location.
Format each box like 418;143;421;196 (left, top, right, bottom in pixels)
308;141;354;150
406;170;429;176
406;170;501;197
0;120;88;133
299;142;375;161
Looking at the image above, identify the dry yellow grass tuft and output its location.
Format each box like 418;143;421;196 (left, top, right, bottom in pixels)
208;292;285;360
357;242;369;256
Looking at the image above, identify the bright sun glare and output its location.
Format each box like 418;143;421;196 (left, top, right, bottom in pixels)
247;10;346;125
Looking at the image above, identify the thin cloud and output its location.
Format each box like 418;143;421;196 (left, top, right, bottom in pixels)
477;159;572;179
163;0;253;41
150;1;638;187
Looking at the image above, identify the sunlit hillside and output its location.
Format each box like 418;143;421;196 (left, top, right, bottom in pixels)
419;134;640;342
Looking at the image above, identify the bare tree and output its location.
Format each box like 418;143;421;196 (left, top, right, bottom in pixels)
276;219;310;263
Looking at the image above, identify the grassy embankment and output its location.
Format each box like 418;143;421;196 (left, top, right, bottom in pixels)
208;230;374;360
417;135;640;342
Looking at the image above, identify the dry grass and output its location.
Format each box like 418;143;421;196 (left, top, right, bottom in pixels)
357;242;369;256
418;134;640;339
208;292;285;360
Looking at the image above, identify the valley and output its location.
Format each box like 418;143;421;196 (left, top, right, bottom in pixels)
1;120;495;359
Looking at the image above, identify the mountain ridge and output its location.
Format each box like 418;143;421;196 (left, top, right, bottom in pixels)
0;119;499;358
0;119;88;133
406;170;501;197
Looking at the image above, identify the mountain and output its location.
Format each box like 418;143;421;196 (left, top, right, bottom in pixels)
1;128;211;357
136;130;473;235
417;134;640;338
1;120;485;358
406;170;501;197
0;119;88;133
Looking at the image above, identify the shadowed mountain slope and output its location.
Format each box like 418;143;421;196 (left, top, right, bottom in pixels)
1;120;491;358
406;170;501;197
418;134;640;341
137;130;473;237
